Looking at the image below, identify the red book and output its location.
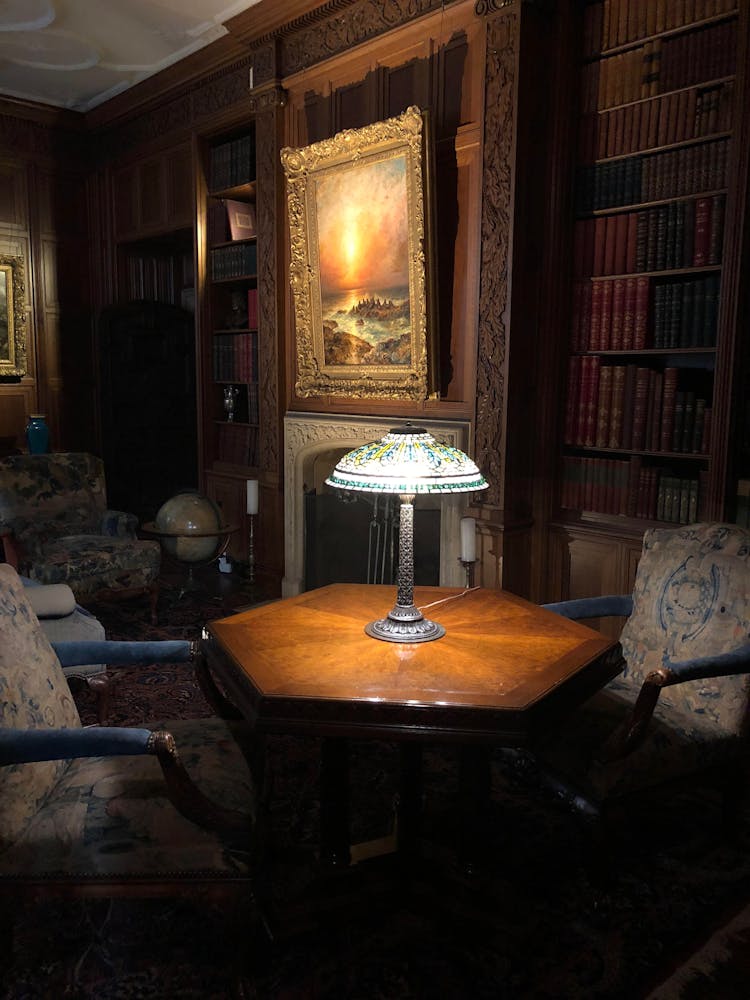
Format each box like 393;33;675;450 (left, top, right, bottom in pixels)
593;217;607;276
692;197;712;267
600;279;613;350
589;280;603;350
595;366;614;448
578;281;593;353
583;355;602;447
564;355;582;445
622;276;637;350
613;213;630;275
660;367;679;452
609;365;626;448
634;276;650;349
631;367;651;451
603;215;619;275
626;211;639;273
610;278;626;351
620;364;638;450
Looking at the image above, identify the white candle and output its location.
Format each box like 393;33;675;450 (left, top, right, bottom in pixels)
460;516;476;563
246;479;259;515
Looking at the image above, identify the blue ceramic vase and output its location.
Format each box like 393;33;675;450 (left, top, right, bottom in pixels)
26;414;49;454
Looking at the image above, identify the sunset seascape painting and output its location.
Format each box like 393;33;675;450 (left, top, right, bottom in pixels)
282;106;431;400
313;154;412;368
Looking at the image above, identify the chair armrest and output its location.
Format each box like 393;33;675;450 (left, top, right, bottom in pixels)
542;595;633;620
52;639;196;668
0;725;251;837
600;642;750;763
100;509;139;538
0;726;152;765
659;643;750;684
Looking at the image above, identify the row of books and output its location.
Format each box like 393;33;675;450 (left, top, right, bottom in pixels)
570;273;719;352
581;19;736;113
216;422;259;468
212;333;258;382
573;194;725;277
207;199;258;244
561;455;701;524
578;81;733;162
124;254;181;305
210;242;257;281
653;273;719;348
576;138;728;213
582;0;737;58
565;359;712;454
209;134;255;192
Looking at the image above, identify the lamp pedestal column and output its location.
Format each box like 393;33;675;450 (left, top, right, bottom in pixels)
364;495;445;643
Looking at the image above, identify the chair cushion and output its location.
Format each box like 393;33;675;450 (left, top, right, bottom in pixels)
619;523;750;732
26;535;160;598
0;565;81;850
0;719;255;879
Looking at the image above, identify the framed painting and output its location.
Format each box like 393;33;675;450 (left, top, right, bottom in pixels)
0;254;26;377
281;106;435;401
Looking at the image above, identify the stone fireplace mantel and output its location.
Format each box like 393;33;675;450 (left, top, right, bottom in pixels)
283;412;474;597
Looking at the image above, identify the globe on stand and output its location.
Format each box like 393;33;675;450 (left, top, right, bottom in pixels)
151;491;231;597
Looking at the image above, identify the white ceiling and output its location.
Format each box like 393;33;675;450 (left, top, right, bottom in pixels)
0;0;261;114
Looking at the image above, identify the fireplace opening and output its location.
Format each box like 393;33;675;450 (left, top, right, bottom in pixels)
304;491;440;590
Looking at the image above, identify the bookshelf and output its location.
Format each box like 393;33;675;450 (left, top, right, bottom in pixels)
546;1;750;624
199;127;259;477
561;1;742;530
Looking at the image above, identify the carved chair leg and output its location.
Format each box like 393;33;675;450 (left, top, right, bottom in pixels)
87;672;113;726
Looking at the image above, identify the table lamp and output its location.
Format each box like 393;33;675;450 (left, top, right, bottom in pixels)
325;424;488;642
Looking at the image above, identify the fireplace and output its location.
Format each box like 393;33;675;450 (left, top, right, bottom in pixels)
282;412;474;597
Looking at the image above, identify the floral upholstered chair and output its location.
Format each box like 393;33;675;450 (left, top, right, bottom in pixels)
527;523;750;838
0;564;259;987
0;452;160;621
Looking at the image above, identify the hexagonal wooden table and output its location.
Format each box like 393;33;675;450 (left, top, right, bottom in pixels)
202;583;620;869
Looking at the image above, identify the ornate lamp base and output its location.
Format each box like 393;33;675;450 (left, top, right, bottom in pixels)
365;602;445;643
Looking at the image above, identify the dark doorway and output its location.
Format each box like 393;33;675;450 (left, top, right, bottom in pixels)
98;300;197;523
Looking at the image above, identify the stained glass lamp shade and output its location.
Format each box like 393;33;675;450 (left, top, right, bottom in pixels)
325;424;488;642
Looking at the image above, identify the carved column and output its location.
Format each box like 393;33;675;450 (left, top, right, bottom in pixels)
250;77;286;477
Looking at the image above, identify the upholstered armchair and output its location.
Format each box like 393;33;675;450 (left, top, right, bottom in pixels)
0;452;160;621
522;523;750;847
22;579;112;724
0;564;259;987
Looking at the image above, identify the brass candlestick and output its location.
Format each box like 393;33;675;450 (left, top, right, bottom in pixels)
247;513;256;585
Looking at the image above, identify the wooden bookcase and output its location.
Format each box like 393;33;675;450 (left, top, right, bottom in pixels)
196;124;260;559
550;1;749;616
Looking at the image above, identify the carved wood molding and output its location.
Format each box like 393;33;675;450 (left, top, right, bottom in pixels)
277;0;457;77
96;58;254;157
475;8;517;509
0;114;87;164
256;109;281;474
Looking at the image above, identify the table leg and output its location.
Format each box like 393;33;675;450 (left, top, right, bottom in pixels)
396;743;423;860
319;738;351;868
458;744;491;875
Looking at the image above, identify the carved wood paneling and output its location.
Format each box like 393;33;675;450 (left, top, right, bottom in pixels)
475;9;517;509
255;98;283;475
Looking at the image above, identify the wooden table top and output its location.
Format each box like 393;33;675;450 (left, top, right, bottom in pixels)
202;583;621;744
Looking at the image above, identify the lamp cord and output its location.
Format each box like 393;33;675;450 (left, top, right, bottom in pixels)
418;586;480;611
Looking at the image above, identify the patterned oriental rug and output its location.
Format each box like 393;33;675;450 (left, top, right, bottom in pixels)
4;583;750;999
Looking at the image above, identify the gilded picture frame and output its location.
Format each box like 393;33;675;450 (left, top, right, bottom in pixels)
281;106;433;401
0;254;26;377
